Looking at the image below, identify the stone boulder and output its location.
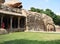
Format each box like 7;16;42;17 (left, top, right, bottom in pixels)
3;0;22;8
25;11;56;31
0;28;8;34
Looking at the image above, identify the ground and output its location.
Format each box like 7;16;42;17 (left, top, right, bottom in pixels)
0;32;60;44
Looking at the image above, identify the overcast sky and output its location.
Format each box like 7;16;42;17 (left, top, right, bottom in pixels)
6;0;60;15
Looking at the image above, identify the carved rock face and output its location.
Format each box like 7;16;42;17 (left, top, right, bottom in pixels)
8;2;22;8
26;11;55;31
4;1;22;8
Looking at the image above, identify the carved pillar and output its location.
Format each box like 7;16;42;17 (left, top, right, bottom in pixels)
18;17;20;29
10;16;13;32
18;17;20;31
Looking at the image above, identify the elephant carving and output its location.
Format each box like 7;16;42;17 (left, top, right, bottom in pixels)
47;23;56;32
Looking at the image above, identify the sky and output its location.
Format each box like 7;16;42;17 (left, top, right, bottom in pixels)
5;0;60;15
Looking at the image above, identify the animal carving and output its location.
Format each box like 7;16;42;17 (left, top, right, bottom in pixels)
47;23;56;32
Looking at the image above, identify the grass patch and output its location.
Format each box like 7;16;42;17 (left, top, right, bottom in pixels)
0;32;60;44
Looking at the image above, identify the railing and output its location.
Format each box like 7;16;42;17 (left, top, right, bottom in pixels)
0;4;22;14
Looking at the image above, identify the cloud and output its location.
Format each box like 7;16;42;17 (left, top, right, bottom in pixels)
56;12;60;15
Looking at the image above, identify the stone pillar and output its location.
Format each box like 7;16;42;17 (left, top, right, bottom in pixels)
1;16;3;28
18;17;20;29
10;16;13;32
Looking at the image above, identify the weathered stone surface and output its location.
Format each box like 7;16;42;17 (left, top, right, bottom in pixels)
26;11;55;31
0;28;8;34
41;13;55;31
0;4;22;14
4;0;22;8
47;23;56;31
55;25;60;32
26;12;42;31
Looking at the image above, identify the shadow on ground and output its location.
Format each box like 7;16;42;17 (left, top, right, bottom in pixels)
1;39;60;44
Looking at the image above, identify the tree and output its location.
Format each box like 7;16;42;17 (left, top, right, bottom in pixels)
30;7;44;13
55;15;60;25
30;7;36;12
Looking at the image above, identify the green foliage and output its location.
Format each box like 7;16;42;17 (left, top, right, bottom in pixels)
30;7;44;13
30;7;60;25
54;15;60;25
30;7;36;12
0;32;60;44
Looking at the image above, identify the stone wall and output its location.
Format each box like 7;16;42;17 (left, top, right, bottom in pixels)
55;25;60;32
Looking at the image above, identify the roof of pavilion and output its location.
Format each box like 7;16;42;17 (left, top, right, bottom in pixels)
0;10;26;17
